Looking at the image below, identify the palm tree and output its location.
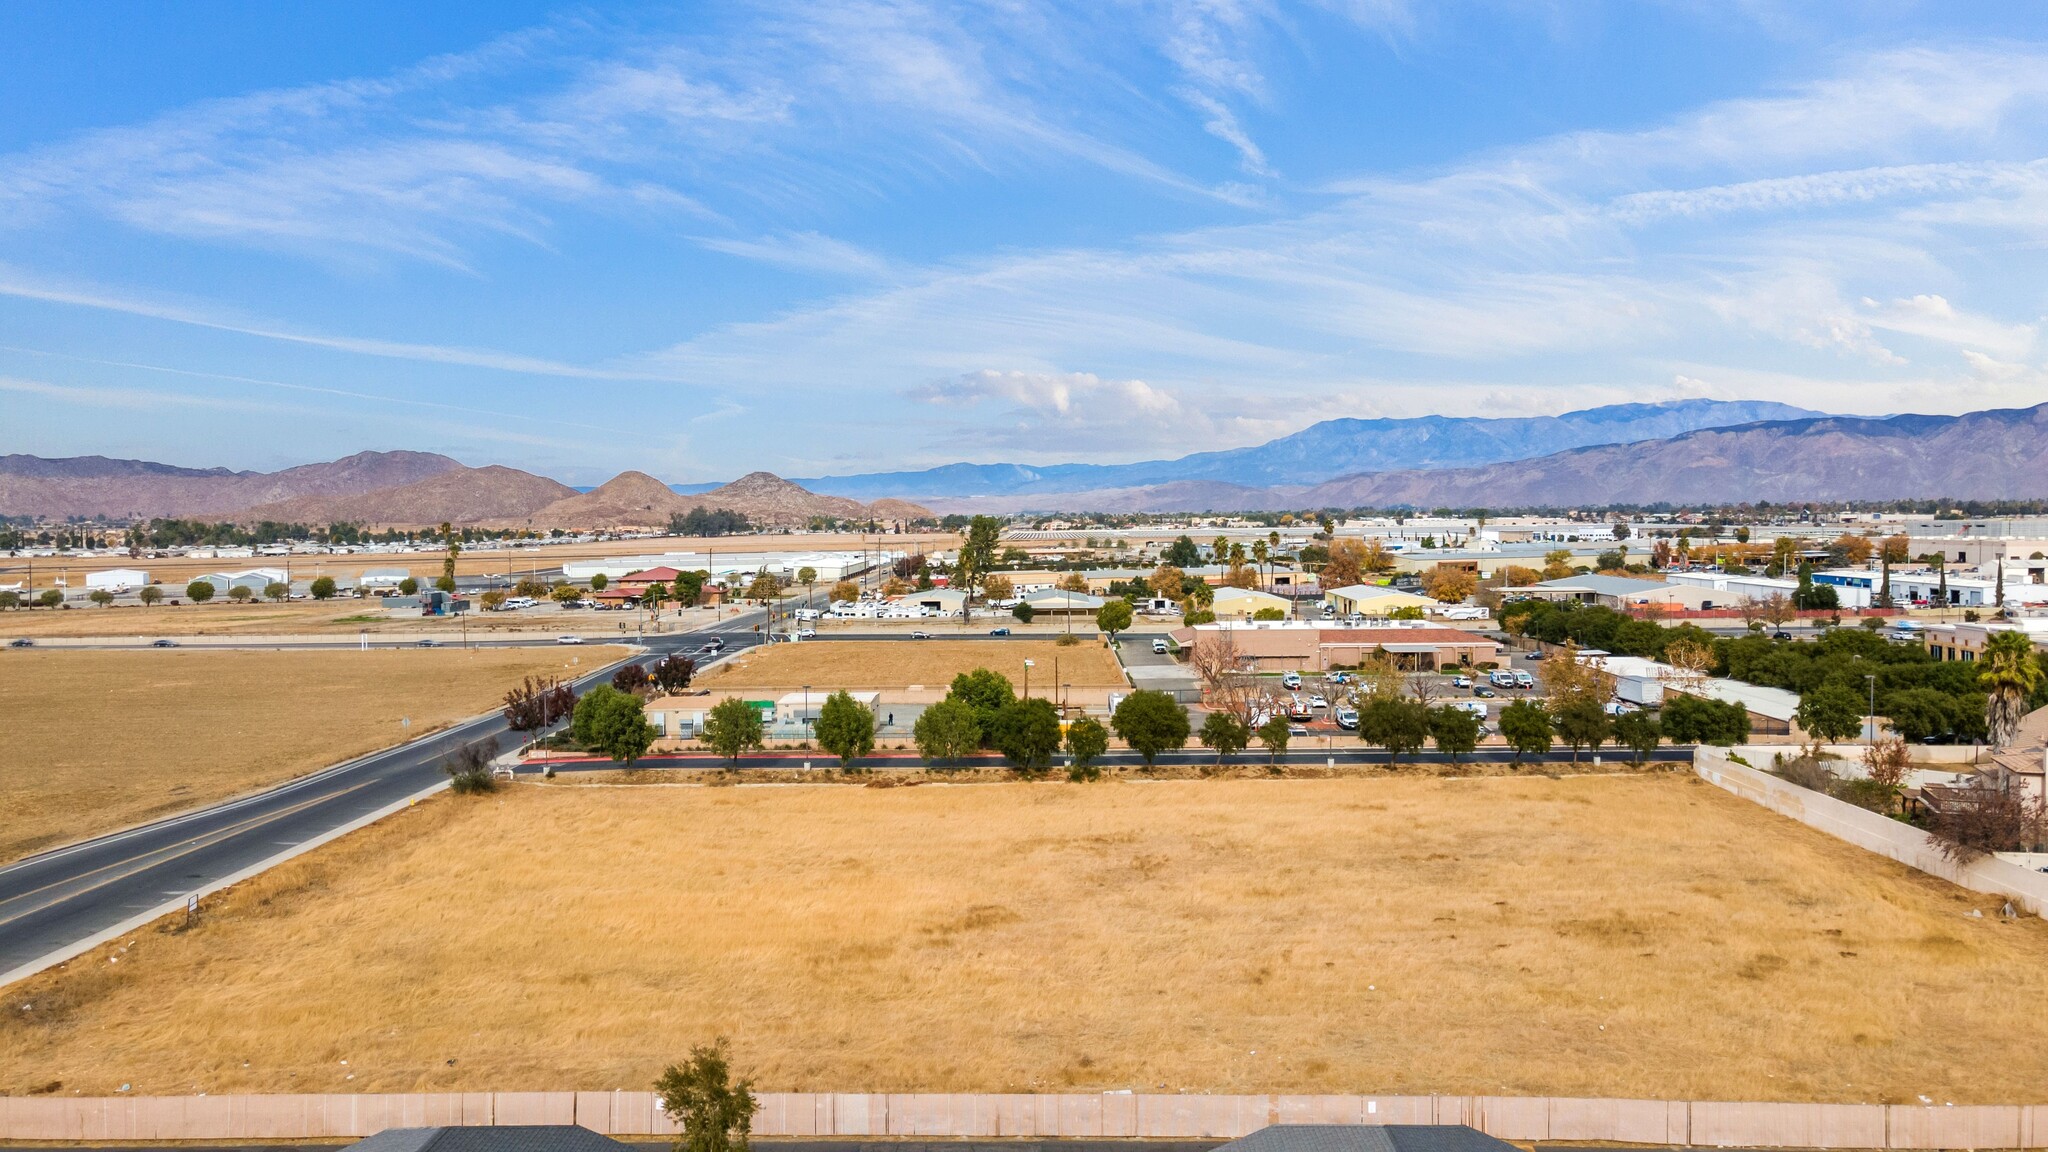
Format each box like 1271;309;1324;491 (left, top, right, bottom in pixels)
1251;540;1270;593
1980;630;2043;748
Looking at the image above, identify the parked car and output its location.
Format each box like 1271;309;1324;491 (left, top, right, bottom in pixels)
1772;630;1794;641
797;628;817;639
988;627;1011;636
1281;671;1302;690
1513;669;1534;688
1473;686;1496;698
1450;674;1472;689
1308;694;1329;710
1288;724;1309;737
151;638;177;648
555;634;584;645
1152;638;1170;654
1334;706;1359;730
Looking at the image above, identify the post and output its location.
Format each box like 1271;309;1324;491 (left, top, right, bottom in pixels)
1023;659;1033;700
1865;673;1876;745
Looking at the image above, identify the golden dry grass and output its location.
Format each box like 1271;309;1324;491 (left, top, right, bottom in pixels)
5;774;2045;1102
0;601;723;638
700;638;1128;690
0;647;628;861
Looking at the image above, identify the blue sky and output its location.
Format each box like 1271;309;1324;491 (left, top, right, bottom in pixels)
4;1;2048;485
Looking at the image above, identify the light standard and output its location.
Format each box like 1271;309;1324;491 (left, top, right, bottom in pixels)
1023;659;1034;700
1865;674;1877;744
803;683;811;748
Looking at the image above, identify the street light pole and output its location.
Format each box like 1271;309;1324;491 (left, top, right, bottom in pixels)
1865;674;1877;745
1023;659;1034;700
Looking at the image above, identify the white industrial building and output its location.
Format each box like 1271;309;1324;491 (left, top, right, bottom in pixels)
84;568;150;592
195;567;290;593
357;567;411;588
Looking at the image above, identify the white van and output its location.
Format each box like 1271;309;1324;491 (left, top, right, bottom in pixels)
1488;669;1517;688
1152;638;1170;654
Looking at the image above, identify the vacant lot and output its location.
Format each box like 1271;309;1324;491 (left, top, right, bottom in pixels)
0;602;715;638
0;646;627;860
5;774;2043;1101
701;638;1127;689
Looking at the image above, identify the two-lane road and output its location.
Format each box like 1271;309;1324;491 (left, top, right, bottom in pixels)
0;616;768;985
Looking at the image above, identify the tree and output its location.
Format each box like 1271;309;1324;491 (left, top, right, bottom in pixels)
186;580;216;602
650;654;697;694
1420;564;1477;603
0;591;17;611
1256;714;1291;762
88;588;114;607
441;735;500;795
1829;534;1874;567
1057;572;1090;593
1148;564;1187;599
1199;711;1251;763
37;588;61;609
479;589;507;611
982;574;1013;602
815;690;877;766
1883;686;1958;743
571;684;657;766
590;572;610;592
1611;520;1631;540
228;584;254;602
829;579;859;603
1499;699;1553;763
503;675;574;731
1611;710;1661;765
702;698;765;764
913;698;982;764
1360;696;1431;761
263;581;288;602
398;576;419;596
1011;601;1035;623
552;583;584;605
1163;535;1202;567
1429;705;1480;762
795;567;818;600
955;515;1003;620
676;571;707;606
1553;697;1610;761
744;571;781;601
310;575;337;600
1112;690;1189;765
1796;683;1864;744
1321;538;1369;589
946;667;1016;737
1658;692;1749;745
1095;598;1134;640
990;697;1061;774
654;1038;759;1152
1862;734;1911;815
1065;716;1109;781
613;663;651;693
138;585;163;607
1980;630;2044;748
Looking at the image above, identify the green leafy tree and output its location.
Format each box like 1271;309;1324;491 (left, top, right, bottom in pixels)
37;588;62;608
1256;714;1291;762
701;697;765;764
1498;698;1553;763
1163;535;1202;567
990;697;1062;774
551;583;583;605
654;1038;759;1152
590;572;609;591
0;591;20;610
795;567;817;600
913;698;982;764
1795;683;1864;744
138;585;163;607
1553;697;1611;761
1112;689;1189;765
88;588;114;607
434;574;457;593
815;690;876;767
185;580;216;603
310;575;337;600
572;684;658;766
1095;598;1134;640
946;667;1016;737
1658;693;1750;745
263;580;288;602
1360;696;1432;761
1011;601;1035;623
829;579;858;603
398;576;419;596
955;515;1003;619
1981;629;2045;748
1611;709;1662;765
1199;710;1251;763
1882;686;1958;744
1429;705;1481;762
513;576;549;598
1065;716;1109;781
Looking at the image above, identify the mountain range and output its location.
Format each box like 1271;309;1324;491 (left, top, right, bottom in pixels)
911;404;2048;513
0;450;462;521
790;399;1821;499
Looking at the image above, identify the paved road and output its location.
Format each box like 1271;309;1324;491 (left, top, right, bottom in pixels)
0;614;769;984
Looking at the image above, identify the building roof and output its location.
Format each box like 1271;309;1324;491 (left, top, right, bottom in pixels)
1022;588;1105;608
621;566;684;582
1213;586;1288;603
1676;677;1800;722
349;1127;635;1152
1526;574;1670;596
1218;1125;1517;1152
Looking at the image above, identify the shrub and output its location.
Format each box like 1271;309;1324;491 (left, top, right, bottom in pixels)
1012;602;1035;623
442;735;501;794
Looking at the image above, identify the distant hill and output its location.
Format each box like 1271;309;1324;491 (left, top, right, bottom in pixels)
795;399;1823;499
498;470;930;531
236;465;577;529
917;404;2048;513
0;450;461;520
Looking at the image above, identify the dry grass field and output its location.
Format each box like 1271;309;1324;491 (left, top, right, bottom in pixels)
700;638;1129;690
0;646;627;861
5;774;2044;1102
0;601;722;638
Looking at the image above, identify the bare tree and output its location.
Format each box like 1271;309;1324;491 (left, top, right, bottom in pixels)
1927;784;2046;863
1758;592;1795;629
1663;637;1714;693
1187;626;1242;692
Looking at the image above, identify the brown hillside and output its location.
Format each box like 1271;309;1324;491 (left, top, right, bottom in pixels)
235;465;576;529
503;470;931;531
0;450;461;520
505;471;697;531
